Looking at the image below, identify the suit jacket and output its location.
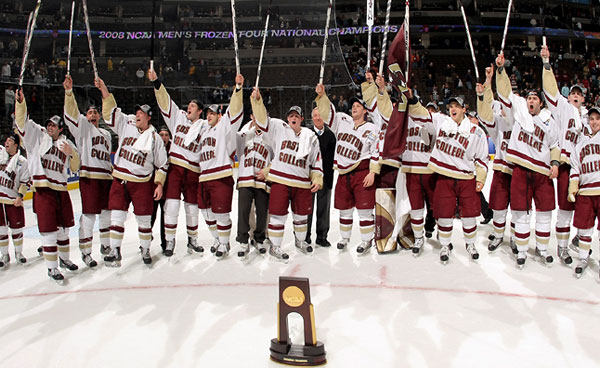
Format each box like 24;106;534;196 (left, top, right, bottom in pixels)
313;125;336;189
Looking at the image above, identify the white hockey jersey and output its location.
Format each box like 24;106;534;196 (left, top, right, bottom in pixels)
154;84;203;173
0;146;29;204
63;91;112;180
316;93;380;175
251;97;323;189
15;100;80;192
570;132;600;196
236;122;273;192
478;85;514;174
401;116;435;174
409;102;489;181
197;88;244;182
543;67;588;165
102;95;168;184
496;68;560;176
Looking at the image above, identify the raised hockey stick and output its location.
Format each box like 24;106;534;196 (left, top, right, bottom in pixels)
319;0;333;85
500;0;513;55
459;0;479;81
231;0;241;76
378;0;394;75
150;0;156;72
66;0;75;75
18;0;42;87
255;6;271;89
82;0;98;79
366;0;374;71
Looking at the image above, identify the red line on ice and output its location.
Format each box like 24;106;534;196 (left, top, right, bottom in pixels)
0;281;598;306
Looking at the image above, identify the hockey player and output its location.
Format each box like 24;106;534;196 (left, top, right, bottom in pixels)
15;89;81;281
96;77;168;266
251;88;323;260
477;65;517;254
188;74;244;259
541;45;586;265
315;83;380;254
495;53;561;268
149;69;205;257
0;133;29;268
235;114;273;256
63;75;112;268
408;94;489;263
568;106;600;278
150;126;170;251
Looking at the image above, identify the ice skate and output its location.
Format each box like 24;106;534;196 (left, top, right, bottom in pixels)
100;244;110;255
425;230;433;239
187;237;204;254
295;238;313;254
509;238;518;255
535;247;554;266
466;243;479;260
215;242;230;259
516;251;527;269
337;238;349;250
253;239;268;254
209;239;219;253
37;246;43;256
47;268;65;284
140;247;152;265
574;258;588;279
557;246;573;265
15;252;26;265
238;242;249;257
269;245;289;262
164;239;175;257
0;254;9;268
439;245;450;265
488;236;503;252
104;247;122;267
569;236;592;256
436;233;453;250
59;258;79;271
412;237;424;257
356;240;372;254
81;254;98;268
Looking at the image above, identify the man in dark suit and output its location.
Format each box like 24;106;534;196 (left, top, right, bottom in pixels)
306;107;336;247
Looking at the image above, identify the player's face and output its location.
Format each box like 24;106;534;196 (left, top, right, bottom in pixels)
568;90;584;109
135;110;151;130
448;102;465;123
46;122;63;140
287;111;303;133
206;111;219;126
427;107;436;114
159;131;170;144
4;137;17;155
351;102;366;121
86;109;100;126
468;116;478;125
589;112;600;135
527;95;542;115
187;102;201;121
312;109;324;130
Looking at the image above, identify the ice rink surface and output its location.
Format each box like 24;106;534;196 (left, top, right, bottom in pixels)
0;180;599;368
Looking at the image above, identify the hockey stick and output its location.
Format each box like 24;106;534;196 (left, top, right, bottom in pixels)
231;0;241;76
366;0;374;71
150;0;156;72
458;0;479;81
81;0;98;79
378;0;393;75
255;5;271;89
66;0;75;76
319;0;333;85
500;0;513;55
18;0;42;88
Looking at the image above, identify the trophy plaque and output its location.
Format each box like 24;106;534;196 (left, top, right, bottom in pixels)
270;277;326;366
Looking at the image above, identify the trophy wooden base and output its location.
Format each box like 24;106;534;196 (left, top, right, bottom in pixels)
270;339;326;366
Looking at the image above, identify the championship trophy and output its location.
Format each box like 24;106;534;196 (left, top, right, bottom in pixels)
270;277;326;366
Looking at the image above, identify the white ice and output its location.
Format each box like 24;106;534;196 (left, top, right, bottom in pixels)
0;176;599;368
